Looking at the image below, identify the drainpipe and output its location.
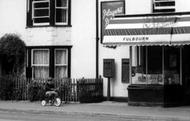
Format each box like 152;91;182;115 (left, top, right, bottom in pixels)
96;0;99;78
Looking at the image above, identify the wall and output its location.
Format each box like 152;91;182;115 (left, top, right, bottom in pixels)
71;0;96;78
99;0;131;98
0;0;26;40
98;0;190;98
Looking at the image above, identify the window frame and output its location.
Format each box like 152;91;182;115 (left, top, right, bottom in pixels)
153;0;175;13
32;0;50;26
54;48;68;66
55;0;69;25
31;49;50;79
31;49;50;67
54;49;68;78
27;0;71;27
27;47;71;79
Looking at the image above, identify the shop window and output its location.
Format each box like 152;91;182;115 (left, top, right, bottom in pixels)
153;0;175;13
147;46;162;74
54;49;68;78
132;46;181;85
32;49;50;79
27;0;71;26
164;47;180;85
132;46;163;85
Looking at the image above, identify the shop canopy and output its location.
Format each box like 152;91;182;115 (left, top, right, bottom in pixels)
103;12;190;46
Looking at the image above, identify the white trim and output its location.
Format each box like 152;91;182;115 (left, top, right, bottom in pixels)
106;21;190;29
32;0;50;25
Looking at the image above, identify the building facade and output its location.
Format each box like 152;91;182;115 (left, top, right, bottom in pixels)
101;0;190;106
0;0;97;79
1;0;190;105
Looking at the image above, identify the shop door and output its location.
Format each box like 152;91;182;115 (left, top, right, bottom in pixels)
182;45;190;105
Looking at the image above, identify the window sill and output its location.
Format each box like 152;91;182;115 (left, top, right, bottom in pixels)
26;25;72;29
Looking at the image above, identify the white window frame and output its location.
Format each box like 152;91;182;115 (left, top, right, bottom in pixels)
32;0;50;26
31;49;50;67
55;0;69;25
54;49;68;77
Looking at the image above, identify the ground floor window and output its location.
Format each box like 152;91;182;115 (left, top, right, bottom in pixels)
26;46;71;79
132;46;181;85
54;49;68;79
32;49;50;79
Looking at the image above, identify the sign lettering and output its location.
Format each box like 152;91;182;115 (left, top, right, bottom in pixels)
101;1;125;42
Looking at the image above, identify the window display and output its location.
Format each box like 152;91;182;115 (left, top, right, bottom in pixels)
132;46;180;85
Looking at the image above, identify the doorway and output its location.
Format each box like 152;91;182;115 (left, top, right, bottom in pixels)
182;45;190;105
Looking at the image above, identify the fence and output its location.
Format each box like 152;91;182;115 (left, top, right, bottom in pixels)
0;76;103;103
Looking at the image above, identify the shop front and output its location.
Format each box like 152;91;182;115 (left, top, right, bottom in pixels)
103;12;190;106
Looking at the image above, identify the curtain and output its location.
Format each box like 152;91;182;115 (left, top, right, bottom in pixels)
33;50;49;79
55;49;67;78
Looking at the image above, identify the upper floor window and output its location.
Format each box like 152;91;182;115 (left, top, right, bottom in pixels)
27;0;71;27
153;0;175;13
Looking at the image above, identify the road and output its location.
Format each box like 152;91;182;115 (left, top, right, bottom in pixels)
0;110;188;121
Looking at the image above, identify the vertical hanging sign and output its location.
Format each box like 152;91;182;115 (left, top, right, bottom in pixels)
101;1;125;42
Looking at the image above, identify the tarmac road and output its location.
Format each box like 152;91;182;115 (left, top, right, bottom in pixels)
0;110;189;121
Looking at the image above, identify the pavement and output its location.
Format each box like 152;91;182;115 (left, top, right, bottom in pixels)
0;101;190;120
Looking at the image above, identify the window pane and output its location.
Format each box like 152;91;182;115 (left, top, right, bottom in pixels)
32;0;50;24
55;66;67;78
164;47;180;85
56;0;67;7
132;47;146;84
33;50;49;65
55;50;67;64
34;2;49;8
33;67;49;79
147;46;162;74
34;9;49;17
132;46;163;84
34;17;49;23
56;9;67;23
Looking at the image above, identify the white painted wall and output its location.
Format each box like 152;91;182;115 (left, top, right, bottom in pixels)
99;0;131;98
0;0;26;40
71;0;96;78
26;27;71;46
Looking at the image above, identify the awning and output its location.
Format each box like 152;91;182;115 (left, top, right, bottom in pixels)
103;12;190;46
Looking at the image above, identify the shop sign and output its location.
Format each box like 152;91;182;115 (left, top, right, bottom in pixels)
101;1;125;42
103;12;190;45
143;16;178;29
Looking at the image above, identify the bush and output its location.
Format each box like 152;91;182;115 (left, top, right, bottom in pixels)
0;33;26;75
27;81;45;101
0;76;14;100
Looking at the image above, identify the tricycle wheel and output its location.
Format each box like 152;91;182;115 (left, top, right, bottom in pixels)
41;100;47;106
54;98;61;107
